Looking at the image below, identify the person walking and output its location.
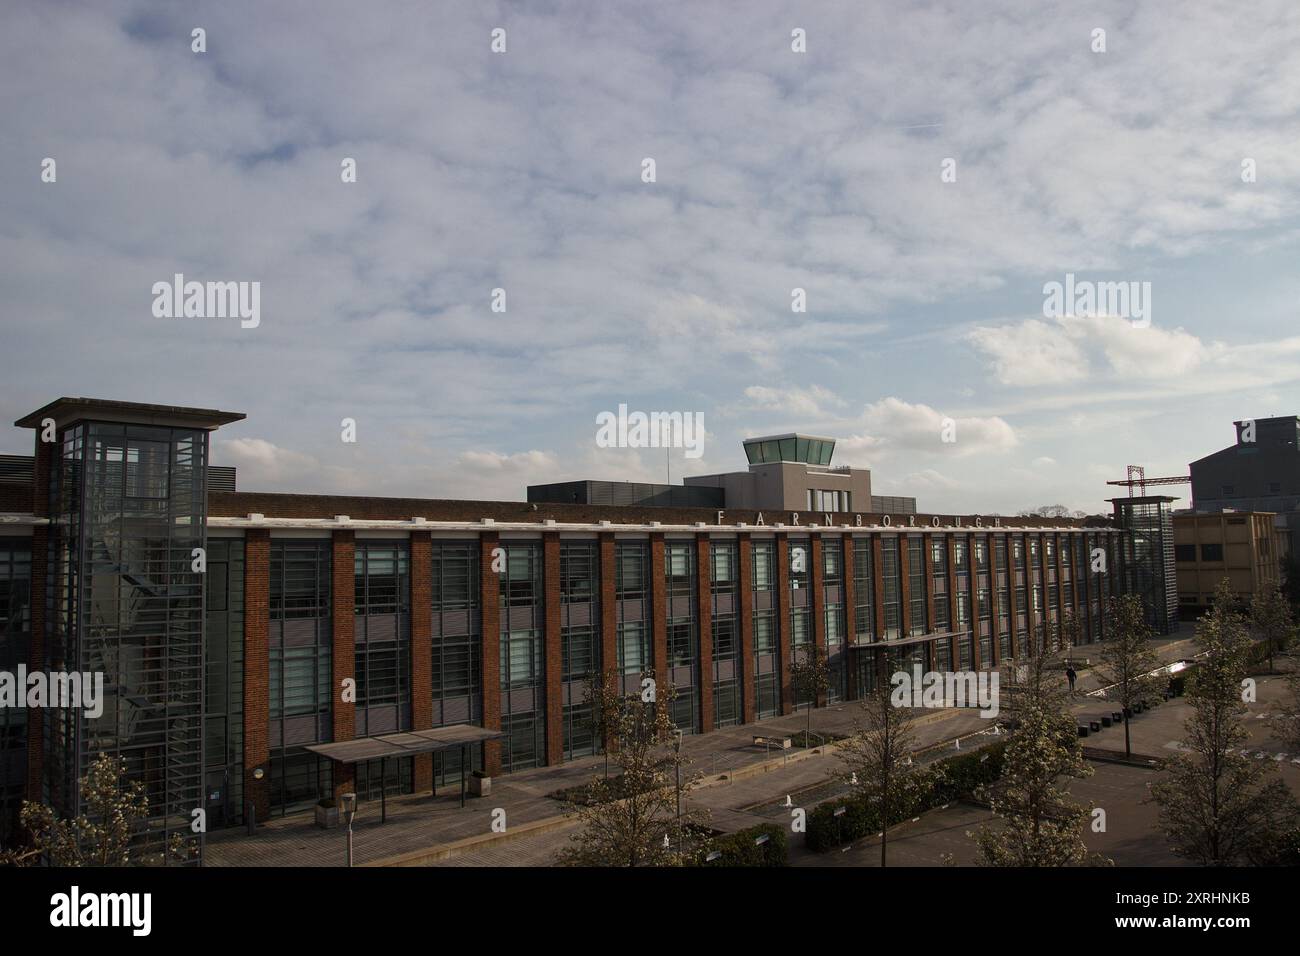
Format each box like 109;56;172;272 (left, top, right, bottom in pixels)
1066;664;1078;695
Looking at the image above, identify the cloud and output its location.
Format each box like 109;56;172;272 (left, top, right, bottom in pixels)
965;319;1090;387
3;0;1300;518
457;449;559;475
218;437;362;493
836;398;1019;462
734;384;847;419
963;313;1300;421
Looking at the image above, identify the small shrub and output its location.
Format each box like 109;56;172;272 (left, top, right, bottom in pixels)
703;823;788;866
805;740;1009;852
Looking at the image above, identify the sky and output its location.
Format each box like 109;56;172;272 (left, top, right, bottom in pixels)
4;0;1300;516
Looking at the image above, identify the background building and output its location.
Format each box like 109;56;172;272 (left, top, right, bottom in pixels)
1109;495;1179;635
531;433;917;515
1191;416;1300;557
1;398;1125;859
1174;510;1286;615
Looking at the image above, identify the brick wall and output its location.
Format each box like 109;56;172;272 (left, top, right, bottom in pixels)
242;529;271;820
736;532;756;724
695;536;714;731
543;532;563;765
207;489;1097;531
331;530;356;799
479;533;502;775
409;531;433;791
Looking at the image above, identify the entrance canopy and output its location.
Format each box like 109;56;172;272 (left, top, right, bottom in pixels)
305;724;502;765
307;725;504;815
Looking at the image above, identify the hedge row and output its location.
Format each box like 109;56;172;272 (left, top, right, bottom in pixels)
805;740;1009;853
702;823;788;866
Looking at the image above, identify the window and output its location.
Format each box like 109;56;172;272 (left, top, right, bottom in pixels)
560;542;599;685
665;542;699;732
499;542;544;770
618;621;648;674
789;538;809;590
808;489;850;512
712;542;735;585
272;540;331;620
881;538;901;640
853;538;874;641
560;543;596;604
432;541;482;728
823;539;842;582
907;537;926;637
753;542;774;590
1221;485;1235;496
931;537;950;631
354;541;410;716
1174;544;1196;563
616;542;650;676
1201;543;1224;562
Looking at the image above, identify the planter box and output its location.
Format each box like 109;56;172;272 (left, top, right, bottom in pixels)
469;775;491;797
315;804;340;829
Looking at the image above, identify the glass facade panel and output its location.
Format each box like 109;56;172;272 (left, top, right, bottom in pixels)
432;540;483;779
204;538;244;828
48;422;209;861
0;541;32;844
616;542;650;676
881;538;901;640
710;540;739;728
665;542;698;734
499;542;544;771
752;539;779;719
853;538;874;641
354;541;411;736
906;536;926;637
268;539;333;814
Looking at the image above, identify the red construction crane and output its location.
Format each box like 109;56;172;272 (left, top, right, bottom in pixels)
1106;465;1191;497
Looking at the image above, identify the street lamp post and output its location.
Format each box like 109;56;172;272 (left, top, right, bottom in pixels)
673;730;684;858
342;792;358;868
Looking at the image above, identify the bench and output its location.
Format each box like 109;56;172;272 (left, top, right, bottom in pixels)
753;735;792;750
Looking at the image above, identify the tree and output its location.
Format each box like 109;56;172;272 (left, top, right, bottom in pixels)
0;753;191;867
1281;552;1300;610
583;668;626;779
1149;580;1300;865
1058;610;1084;662
1251;585;1295;674
1096;595;1161;760
973;649;1100;866
1017;505;1086;519
838;664;928;867
1273;669;1300;760
789;643;831;745
556;671;708;866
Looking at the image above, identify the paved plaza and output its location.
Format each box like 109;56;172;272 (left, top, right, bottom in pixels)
206;627;1299;868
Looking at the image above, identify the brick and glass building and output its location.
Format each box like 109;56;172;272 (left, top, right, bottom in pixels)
0;398;1126;860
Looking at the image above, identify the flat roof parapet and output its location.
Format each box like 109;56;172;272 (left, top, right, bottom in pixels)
15;397;245;430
